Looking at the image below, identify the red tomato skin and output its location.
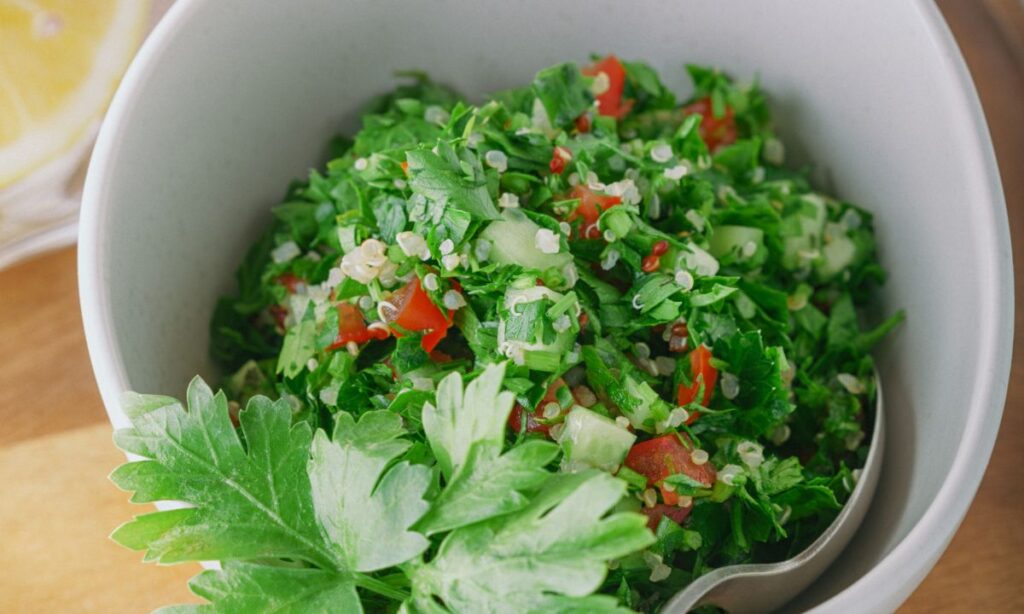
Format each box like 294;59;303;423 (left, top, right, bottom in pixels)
506;378;572;437
676;345;718;423
624;434;717;492
507;403;550;436
566;185;622;239
549;146;571;175
641;254;661;273
269;304;288;331
574;113;591;133
387;278;453;352
582;55;630;118
642;504;693;531
681;96;738;151
327;303;373;350
277;273;304;294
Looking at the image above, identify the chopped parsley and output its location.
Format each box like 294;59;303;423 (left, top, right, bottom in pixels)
112;55;902;612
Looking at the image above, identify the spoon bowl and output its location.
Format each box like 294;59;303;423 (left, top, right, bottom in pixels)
664;377;885;613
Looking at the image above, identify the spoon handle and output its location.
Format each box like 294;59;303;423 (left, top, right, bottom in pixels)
663;377;885;613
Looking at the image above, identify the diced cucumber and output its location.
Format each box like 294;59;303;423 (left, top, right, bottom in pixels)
815;223;858;280
708;225;764;260
496;285;576;372
479;208;571;270
781;195;828;270
601;207;633;238
558;407;636;472
621;376;670;432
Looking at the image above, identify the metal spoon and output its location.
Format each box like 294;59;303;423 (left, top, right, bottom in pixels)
663;377;885;613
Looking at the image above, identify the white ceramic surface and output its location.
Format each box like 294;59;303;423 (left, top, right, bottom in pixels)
79;0;1014;611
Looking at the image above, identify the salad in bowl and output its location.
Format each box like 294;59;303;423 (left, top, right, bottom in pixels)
110;55;901;612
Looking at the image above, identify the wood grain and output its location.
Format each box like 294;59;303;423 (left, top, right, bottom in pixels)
0;2;1019;612
0;424;200;611
0;249;109;445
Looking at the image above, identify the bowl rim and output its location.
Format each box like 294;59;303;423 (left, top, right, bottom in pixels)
78;0;1015;610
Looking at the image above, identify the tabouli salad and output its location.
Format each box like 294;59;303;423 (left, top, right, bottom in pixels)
110;56;902;613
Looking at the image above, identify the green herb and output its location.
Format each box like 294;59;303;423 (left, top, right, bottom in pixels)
112;55;902;612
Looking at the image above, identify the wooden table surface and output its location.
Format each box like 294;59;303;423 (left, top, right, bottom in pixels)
0;2;1021;612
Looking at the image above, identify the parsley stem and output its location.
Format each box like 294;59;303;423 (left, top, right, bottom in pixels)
353;573;410;601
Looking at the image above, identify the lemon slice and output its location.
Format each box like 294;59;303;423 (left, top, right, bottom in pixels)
0;0;148;188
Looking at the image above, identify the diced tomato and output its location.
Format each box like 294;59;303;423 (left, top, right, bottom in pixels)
507;404;549;436
668;322;689;353
676;344;718;423
400;161;409;175
385;278;453;353
681;96;738;152
641;254;661;273
625;434;716;505
574;113;591;133
578;312;589;330
507;378;572;437
428;349;452;363
582;55;631;119
641;503;693;531
326;303;377;350
269;304;288;330
566;185;621;239
277;273;304;294
549;146;572;175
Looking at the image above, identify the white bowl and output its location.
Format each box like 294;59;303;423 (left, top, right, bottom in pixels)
79;0;1014;610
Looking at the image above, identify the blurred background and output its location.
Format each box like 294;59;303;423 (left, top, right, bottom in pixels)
0;1;1020;611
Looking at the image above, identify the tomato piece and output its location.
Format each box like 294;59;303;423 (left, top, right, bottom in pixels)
681;96;738;152
277;273;304;294
641;503;693;531
386;278;453;352
549;146;572;175
625;434;716;505
582;55;631;119
676;344;718;423
574;113;591;133
668;322;689;353
507;378;572;436
565;185;621;239
269;304;288;331
326;303;374;350
641;254;661;273
507;403;550;436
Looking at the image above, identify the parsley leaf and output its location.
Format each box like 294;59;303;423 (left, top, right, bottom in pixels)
308;410;432;572
411;471;655;613
532;63;594;128
417;363;559;534
406;145;501;222
110;378;332;568
173;561;361;614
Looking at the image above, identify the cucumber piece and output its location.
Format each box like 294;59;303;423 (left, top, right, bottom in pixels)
709;225;765;265
558;406;637;472
601;207;633;238
781;195;828;270
815;223;858;280
479;208;571;270
496;285;576;371
621;376;671;433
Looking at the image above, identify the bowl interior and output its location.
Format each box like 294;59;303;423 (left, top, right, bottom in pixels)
81;0;1012;610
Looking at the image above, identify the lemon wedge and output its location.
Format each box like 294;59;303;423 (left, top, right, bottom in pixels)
0;0;148;188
